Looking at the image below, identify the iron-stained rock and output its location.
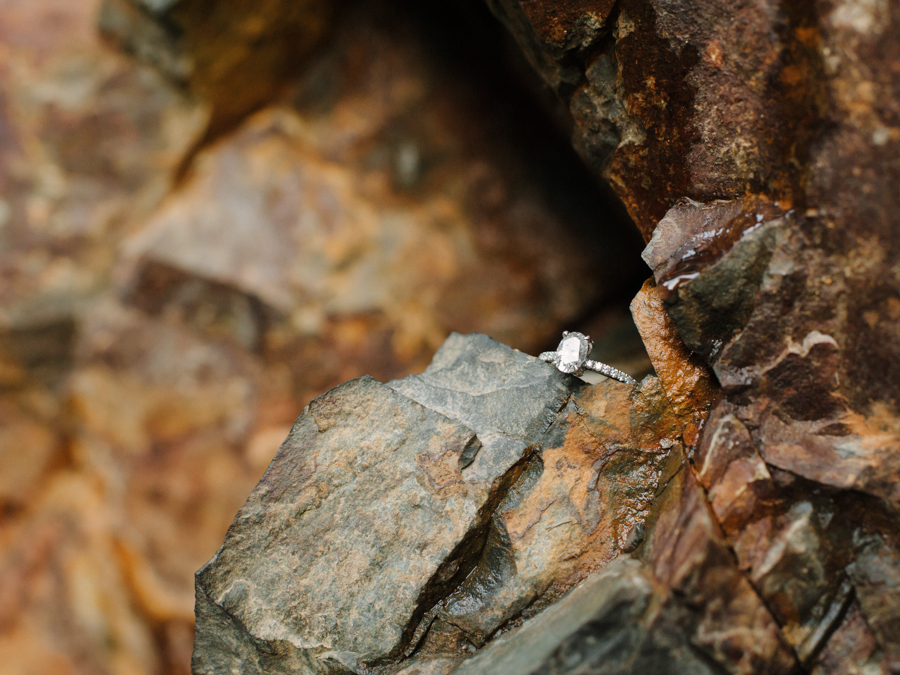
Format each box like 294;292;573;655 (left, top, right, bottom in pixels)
390;334;682;650
640;447;800;675
450;553;772;675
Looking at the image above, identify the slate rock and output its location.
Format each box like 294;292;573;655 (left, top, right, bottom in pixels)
450;557;654;675
390;334;681;651
451;554;760;675
388;332;581;484
192;332;695;673
640;185;900;668
193;376;495;674
811;601;893;675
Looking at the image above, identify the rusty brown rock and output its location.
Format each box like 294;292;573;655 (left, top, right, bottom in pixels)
617;0;900;666
646;191;900;668
629;278;717;430
640;446;800;674
487;0;828;237
426;375;678;648
99;0;336;135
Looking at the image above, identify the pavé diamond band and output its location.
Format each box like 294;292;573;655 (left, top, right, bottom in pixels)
539;331;637;385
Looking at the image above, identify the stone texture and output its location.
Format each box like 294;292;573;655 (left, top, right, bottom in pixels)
0;2;209;673
193;332;698;673
451;557;656;675
648;191;900;668
390;334;681;654
194;376;490;673
629;279;717;434
485;0;838;238
4;0;899;671
453;550;792;675
489;0;900;671
0;0;205;333
192;337;591;673
388;332;580;485
640;446;800;675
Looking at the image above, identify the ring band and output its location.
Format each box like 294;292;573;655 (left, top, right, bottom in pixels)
539;331;636;385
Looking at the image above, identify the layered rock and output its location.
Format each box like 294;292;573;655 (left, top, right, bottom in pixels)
193;331;787;674
3;0;898;672
489;0;900;672
98;0;337;135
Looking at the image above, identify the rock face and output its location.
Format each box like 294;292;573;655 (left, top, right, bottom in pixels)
193;330;800;674
487;1;900;673
3;0;898;672
196;0;900;671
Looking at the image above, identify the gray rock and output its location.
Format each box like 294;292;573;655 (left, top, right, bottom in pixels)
388;332;582;484
192;333;684;674
193;376;494;674
450;557;653;675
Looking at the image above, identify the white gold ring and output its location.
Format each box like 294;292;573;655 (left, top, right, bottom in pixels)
539;331;637;384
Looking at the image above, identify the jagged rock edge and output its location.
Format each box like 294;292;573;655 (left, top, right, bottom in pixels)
396;389;582;665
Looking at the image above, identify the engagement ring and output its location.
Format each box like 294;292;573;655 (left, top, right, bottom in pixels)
539;331;637;384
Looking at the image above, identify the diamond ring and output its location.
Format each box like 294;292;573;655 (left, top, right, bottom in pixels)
539;331;637;384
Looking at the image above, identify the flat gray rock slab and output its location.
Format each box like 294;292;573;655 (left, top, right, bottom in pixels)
389;332;580;483
449;556;728;675
193;376;492;674
451;557;653;675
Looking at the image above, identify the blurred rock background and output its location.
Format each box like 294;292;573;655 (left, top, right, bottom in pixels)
0;1;648;673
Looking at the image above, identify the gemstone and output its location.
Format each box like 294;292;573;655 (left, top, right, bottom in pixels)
554;332;592;374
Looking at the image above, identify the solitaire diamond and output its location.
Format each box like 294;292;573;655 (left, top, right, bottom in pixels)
551;331;592;374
